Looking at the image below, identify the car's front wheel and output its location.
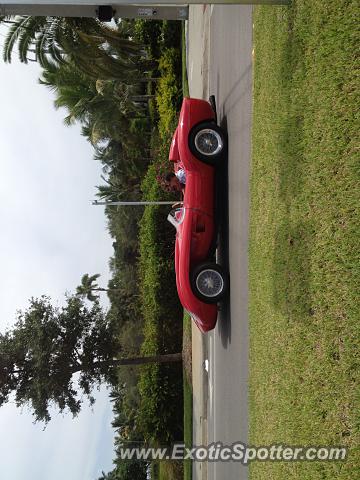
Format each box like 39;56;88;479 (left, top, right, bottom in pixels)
189;122;226;165
191;262;229;303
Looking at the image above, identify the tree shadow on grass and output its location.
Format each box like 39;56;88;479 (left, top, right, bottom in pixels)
272;220;314;323
276;5;307;204
271;11;314;322
277;113;305;203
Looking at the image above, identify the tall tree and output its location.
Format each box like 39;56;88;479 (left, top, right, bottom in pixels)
0;295;117;422
0;295;182;423
38;60;142;148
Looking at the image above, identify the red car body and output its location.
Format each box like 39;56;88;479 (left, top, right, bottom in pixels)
168;97;223;332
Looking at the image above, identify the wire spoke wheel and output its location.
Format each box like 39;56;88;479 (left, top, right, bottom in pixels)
194;128;223;156
196;268;224;298
189;121;226;165
191;262;229;304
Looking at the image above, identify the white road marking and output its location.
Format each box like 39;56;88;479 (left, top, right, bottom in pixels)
204;359;209;372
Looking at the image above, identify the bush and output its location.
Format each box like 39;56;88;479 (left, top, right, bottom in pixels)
136;162;183;443
156;48;182;137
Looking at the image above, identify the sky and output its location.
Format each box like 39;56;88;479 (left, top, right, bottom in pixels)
0;40;117;479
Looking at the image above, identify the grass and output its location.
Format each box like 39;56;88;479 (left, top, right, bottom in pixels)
183;312;193;480
182;21;190;98
249;1;359;479
159;460;183;480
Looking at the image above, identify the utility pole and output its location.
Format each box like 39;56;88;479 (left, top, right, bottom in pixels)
0;0;290;22
92;200;179;206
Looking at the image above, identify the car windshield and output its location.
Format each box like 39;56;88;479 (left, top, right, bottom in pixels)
167;208;185;229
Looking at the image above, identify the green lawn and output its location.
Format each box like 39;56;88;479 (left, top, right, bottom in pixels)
249;1;359;479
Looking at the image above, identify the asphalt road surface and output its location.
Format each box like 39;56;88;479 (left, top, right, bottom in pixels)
202;6;253;480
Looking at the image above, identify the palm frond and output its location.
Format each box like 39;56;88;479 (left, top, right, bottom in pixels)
3;16;31;63
36;30;55;70
38;62;58;89
17;16;45;63
63;114;76;127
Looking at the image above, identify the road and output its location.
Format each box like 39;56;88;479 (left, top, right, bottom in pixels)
188;6;252;480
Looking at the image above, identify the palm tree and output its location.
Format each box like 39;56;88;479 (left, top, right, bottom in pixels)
0;15;149;79
1;15;62;65
39;60;139;148
76;273;108;302
39;61;97;125
65;28;153;81
76;273;137;301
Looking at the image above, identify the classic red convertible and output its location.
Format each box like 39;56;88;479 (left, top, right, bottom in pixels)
167;97;229;332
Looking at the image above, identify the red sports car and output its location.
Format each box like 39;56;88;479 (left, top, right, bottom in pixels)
167;97;229;332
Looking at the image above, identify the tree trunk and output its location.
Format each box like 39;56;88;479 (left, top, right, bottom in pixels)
5;354;183;379
112;353;183;366
137;78;159;83
130;95;155;102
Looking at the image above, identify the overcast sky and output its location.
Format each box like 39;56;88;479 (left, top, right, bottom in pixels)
0;44;116;479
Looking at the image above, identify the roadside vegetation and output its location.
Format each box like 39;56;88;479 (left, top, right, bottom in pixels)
0;15;189;480
182;312;193;480
180;31;193;480
249;2;359;479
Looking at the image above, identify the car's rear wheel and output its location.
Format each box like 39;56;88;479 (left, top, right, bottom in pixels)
189;122;226;165
191;262;229;303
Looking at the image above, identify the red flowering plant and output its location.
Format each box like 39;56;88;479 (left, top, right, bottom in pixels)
155;158;174;193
